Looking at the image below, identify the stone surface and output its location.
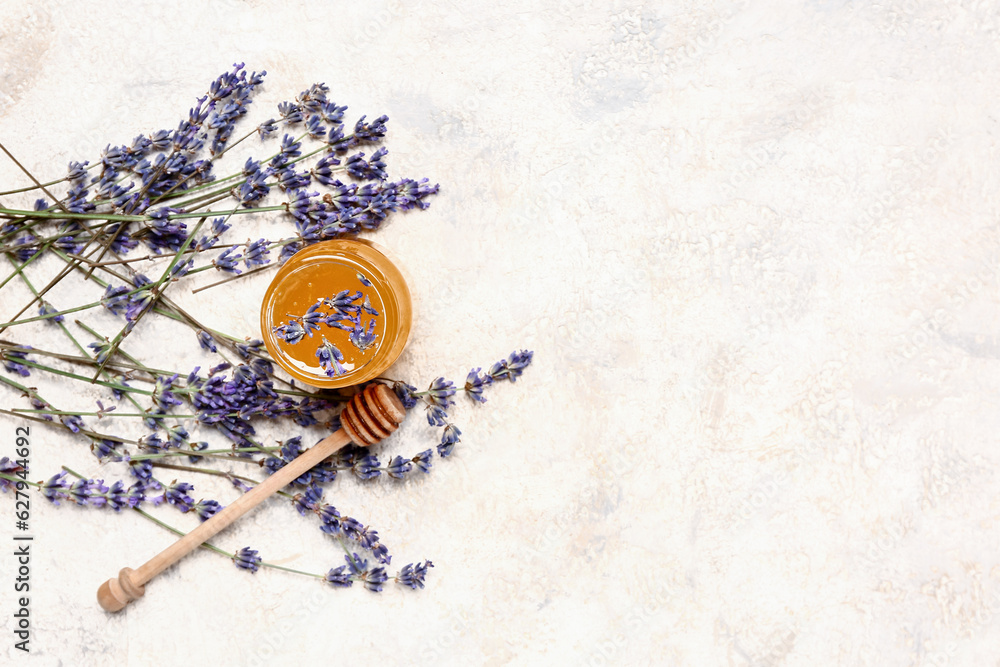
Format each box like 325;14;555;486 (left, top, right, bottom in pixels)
0;1;998;664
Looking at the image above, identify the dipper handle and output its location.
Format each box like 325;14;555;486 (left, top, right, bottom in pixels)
98;383;405;612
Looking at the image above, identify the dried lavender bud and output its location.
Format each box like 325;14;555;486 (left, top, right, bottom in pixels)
437;424;461;458
395;561;433;590
362;567;388;592
324;289;362;317
354;114;389;143
67;160;89;185
213;246;243;274
316;336;346;377
412;449;433;473
129;459;153;480
190;499;222;521
386;456;412;479
352;454;380;480
101;285;130;316
426;377;456;408
125;274;155;322
61;414;85;433
197;330;217;353
426;405;448;427
349;319;378;352
68;478;110;507
233;547;261;573
325;566;352;587
41;472;70;505
2;349;32;377
91;439;122;460
464;367;493;403
244;238;271;268
273;320;306;344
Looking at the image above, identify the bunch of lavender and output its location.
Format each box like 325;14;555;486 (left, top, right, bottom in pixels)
0;64;532;593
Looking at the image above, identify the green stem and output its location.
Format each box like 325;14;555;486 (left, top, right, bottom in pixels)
3;356;149;395
130;446;279;462
0;472;40;488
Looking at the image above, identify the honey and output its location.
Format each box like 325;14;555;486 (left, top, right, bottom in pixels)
260;239;412;388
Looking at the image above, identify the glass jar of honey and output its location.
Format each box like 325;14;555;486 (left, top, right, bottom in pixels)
260;239;412;388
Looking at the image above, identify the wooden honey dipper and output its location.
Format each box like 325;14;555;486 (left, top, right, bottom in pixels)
97;382;405;612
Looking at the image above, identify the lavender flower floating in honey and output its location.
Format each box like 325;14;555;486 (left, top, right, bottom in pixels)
272;269;383;378
316;336;347;377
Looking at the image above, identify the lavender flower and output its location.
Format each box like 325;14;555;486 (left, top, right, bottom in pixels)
129;459;153;480
197;330;218;353
125;274;155;321
412;449;433;473
271;134;302;169
464;367;493;403
426;377;456;408
278;102;303;125
273;320;306;344
244;238;271;268
61;414;85;434
362;567;388;592
324;289;362;317
325;565;352;587
489;349;534;383
91;439;121;460
235;338;264;359
101;285;130;316
188;441;210;463
67;160;89;184
103;481;135;511
394;382;418;409
349;319;378;352
345;552;368;575
286;189;317;220
395;177;439;210
386;455;412;479
352;454;381;480
2;349;32;377
437;424;461;458
213;246;243;274
425;404;448;427
233;547;261;573
160;481;195;510
190;499;222;521
396;561;433;590
316;336;346;377
257;118;278;138
354;114;389;143
68;478;110;507
41;472;70;505
0;458;23;493
300;302;324;337
292;484;323;516
311;155;342;186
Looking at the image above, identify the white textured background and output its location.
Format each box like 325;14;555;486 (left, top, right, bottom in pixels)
0;1;998;665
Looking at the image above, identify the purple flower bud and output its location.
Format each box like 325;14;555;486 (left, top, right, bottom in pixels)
233;546;261;573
